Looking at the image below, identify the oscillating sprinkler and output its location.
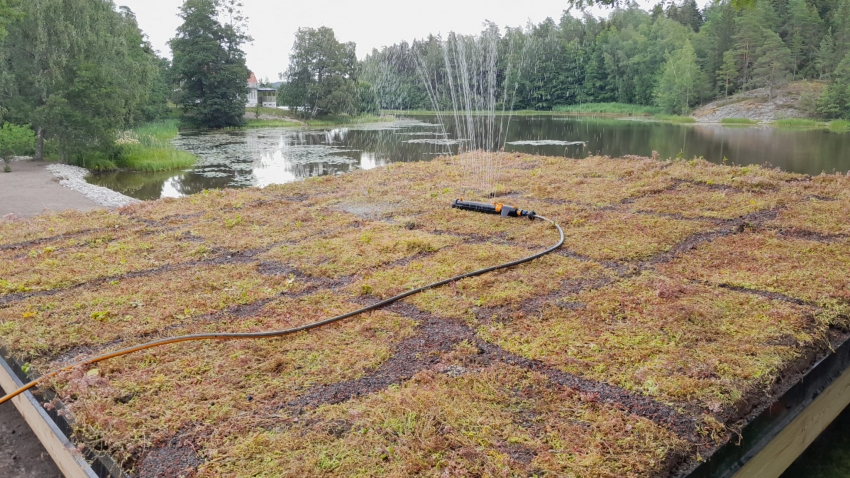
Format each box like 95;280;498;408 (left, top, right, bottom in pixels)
452;198;537;220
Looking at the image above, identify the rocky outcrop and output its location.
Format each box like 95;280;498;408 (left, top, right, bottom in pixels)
692;81;826;123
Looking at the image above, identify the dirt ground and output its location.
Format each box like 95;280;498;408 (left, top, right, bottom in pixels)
0;160;100;219
0;383;62;477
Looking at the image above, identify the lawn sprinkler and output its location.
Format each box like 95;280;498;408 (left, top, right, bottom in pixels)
452;198;537;220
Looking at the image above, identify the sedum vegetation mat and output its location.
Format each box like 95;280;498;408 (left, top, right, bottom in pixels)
1;153;849;477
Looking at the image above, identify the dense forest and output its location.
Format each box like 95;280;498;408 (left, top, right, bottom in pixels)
355;0;850;118
0;0;169;162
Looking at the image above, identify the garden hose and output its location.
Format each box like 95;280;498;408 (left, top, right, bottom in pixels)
0;204;563;407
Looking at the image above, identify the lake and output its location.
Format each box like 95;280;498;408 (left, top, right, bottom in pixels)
89;115;850;200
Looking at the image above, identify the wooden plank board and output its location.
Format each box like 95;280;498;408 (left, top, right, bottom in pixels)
0;356;98;478
734;363;850;478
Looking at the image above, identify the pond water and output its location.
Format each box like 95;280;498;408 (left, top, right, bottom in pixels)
89;115;850;200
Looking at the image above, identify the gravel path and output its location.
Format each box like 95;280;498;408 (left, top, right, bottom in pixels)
1;161;101;219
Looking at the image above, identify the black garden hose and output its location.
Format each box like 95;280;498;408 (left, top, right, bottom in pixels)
0;214;563;406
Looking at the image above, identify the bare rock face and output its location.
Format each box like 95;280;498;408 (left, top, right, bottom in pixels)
692;81;826;123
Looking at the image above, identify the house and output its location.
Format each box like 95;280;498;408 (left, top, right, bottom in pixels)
247;72;277;108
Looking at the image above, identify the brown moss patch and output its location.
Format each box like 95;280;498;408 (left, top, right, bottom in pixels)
479;272;822;410
659;230;850;308
628;182;783;219
768;197;850;235
199;366;685;477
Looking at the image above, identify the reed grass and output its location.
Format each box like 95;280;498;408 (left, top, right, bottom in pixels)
828;120;850;132
721;118;759;125
110;119;196;171
653;114;696;123
554;102;662;115
772;118;822;127
244;119;302;128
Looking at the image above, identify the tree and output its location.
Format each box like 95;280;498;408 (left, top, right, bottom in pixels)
733;11;772;92
656;40;703;114
279;27;358;117
356;82;379;115
37;63;124;163
817;29;839;78
0;0;167;162
817;52;850;118
783;0;823;78
717;49;740;97
750;31;792;99
170;0;250;128
667;0;703;32
0;0;22;42
695;1;736;98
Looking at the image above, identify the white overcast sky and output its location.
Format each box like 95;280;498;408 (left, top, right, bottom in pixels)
117;0;706;81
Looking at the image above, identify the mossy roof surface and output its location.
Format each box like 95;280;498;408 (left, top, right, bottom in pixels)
1;153;848;477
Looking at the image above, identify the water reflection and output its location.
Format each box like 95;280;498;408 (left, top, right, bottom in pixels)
89;116;850;200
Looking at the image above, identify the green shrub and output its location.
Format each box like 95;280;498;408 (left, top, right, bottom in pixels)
0;123;35;159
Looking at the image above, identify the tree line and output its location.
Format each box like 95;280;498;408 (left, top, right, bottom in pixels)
0;0;251;166
2;0;850;168
350;0;850;118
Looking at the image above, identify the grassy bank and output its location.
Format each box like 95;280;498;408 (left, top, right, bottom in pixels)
117;120;196;171
829;120;850;132
382;108;660;117
244;119;303;128
79;119;196;172
772;118;822;128
382;107;698;124
554;102;661;115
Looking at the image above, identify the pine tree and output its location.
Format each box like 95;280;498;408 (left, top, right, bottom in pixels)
817;52;850;118
815;0;850;76
697;1;737;98
733;14;767;91
817;30;838;78
170;0;251;128
834;0;850;56
717;49;740;97
783;0;824;78
750;31;793;99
